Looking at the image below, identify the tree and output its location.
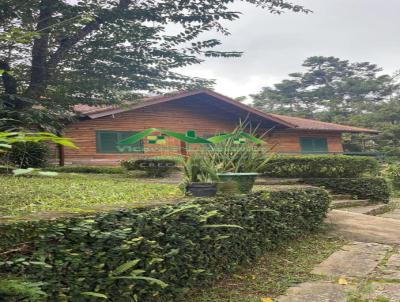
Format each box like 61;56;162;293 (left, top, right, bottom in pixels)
251;56;400;155
0;0;309;131
252;56;397;120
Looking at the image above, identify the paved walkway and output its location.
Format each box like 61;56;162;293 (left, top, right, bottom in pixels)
277;204;400;301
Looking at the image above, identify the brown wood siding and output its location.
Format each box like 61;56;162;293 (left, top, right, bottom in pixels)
59;99;343;166
267;130;343;153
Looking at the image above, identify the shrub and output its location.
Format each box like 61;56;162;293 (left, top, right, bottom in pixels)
383;163;400;190
302;177;390;203
0;187;330;301
5;142;50;168
121;157;180;177
48;165;124;174
260;155;379;178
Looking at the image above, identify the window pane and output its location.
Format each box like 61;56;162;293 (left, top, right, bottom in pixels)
97;131;118;153
96;131;144;153
300;137;328;154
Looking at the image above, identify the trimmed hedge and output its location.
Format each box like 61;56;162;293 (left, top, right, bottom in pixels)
121;157;182;177
47;166;124;174
0;188;330;301
261;155;379;178
302;177;390;203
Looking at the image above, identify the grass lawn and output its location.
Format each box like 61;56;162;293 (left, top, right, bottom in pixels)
183;232;345;302
0;173;183;217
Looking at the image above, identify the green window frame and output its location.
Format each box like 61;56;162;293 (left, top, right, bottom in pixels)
96;130;144;153
300;137;328;154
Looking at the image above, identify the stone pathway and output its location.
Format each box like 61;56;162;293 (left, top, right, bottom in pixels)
277;242;400;302
380;209;400;220
277;196;400;302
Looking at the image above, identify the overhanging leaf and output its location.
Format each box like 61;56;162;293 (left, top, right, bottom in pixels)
81;292;108;299
112;259;141;276
13;168;34;176
111;276;168;288
202;224;244;230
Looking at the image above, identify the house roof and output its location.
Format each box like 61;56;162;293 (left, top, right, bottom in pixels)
73;89;378;134
267;113;378;134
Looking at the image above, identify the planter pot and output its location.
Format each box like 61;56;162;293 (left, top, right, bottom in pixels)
217;172;259;194
186;183;217;197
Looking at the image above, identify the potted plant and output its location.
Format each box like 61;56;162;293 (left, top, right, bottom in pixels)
206;122;272;193
182;154;219;197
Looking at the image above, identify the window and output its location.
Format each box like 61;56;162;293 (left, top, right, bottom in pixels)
96;131;144;153
300;137;328;154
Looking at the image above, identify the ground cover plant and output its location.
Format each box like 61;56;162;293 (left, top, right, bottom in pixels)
0;173;182;217
47;166;124;174
0;187;330;301
184;232;345;302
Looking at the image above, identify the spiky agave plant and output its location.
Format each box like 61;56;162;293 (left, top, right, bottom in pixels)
205;120;274;173
182;153;219;184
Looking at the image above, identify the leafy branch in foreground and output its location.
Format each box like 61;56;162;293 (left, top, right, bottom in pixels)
1;0;309;130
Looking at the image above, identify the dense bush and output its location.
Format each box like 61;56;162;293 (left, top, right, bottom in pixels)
383;163;400;190
121;156;182;177
0;187;330;301
48;165;124;174
261;155;379;178
302;177;390;203
5;142;50;168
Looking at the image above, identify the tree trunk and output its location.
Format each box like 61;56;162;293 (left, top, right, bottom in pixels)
24;0;53;100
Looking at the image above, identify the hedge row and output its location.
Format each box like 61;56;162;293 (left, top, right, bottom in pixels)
47;166;124;174
261;155;379;178
121;158;180;177
0;188;330;301
302;177;390;203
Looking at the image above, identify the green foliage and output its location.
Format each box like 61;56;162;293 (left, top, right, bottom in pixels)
47;166;124;174
0;187;330;301
382;163;400;190
0;278;47;302
186;233;344;302
12;168;58;177
251;56;397;117
5;142;50;168
182;153;219;184
250;56;400;157
0;174;182;216
260;155;379;178
0;132;76;153
302;177;390;203
1;0;308;130
205;122;271;173
121;157;180;177
0;131;75;175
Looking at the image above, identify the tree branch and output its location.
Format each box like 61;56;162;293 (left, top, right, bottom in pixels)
47;0;131;73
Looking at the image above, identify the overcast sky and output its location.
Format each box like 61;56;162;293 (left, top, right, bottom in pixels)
176;0;400;98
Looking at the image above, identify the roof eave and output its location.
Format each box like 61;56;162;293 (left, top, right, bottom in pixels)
291;127;379;134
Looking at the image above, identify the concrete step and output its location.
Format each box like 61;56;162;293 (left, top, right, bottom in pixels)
330;199;370;209
339;203;390;216
331;194;353;200
255;178;302;185
327;210;400;245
